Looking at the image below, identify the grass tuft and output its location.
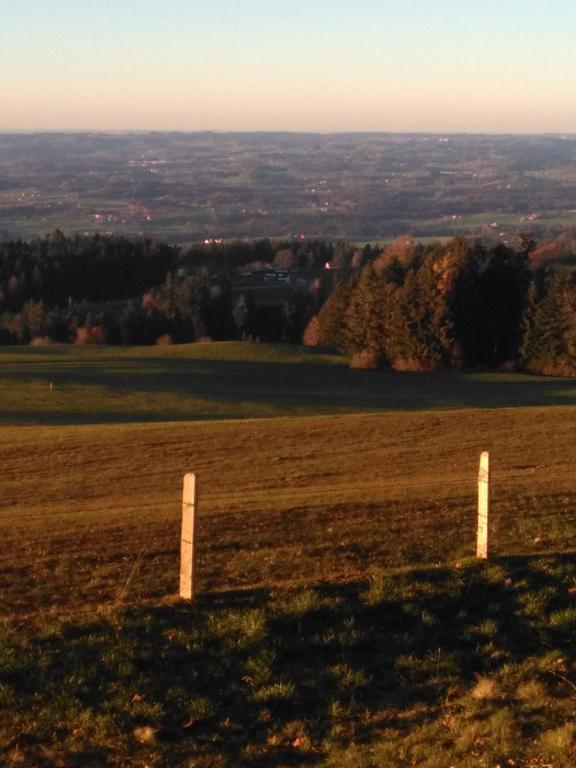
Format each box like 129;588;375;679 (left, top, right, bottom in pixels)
539;723;576;757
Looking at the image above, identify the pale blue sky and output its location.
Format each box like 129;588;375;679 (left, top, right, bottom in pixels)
1;0;575;132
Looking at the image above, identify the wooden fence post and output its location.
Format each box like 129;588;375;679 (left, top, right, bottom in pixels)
180;473;198;601
477;451;490;559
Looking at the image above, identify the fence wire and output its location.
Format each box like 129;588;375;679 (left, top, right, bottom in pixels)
2;460;576;519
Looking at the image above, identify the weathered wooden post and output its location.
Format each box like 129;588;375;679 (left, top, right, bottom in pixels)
180;473;198;600
476;451;490;559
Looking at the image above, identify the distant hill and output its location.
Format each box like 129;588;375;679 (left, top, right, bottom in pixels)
531;229;576;264
1;132;576;242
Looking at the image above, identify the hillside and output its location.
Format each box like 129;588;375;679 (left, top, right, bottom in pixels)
1;343;576;766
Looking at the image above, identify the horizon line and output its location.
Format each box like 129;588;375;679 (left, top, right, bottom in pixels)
1;129;576;138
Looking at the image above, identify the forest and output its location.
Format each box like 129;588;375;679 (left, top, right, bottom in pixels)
0;230;574;376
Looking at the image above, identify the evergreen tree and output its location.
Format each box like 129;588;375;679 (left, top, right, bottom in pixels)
45;307;70;343
317;277;355;349
520;272;576;374
344;265;390;358
282;290;312;344
389;252;456;369
451;241;530;366
206;280;234;340
233;292;256;339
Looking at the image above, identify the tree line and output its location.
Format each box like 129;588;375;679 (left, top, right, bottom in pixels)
0;231;320;346
312;235;576;376
0;230;574;376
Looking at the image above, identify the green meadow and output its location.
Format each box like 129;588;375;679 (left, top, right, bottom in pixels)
1;342;576;766
0;341;575;425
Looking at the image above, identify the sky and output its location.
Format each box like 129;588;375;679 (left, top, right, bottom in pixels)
1;0;575;133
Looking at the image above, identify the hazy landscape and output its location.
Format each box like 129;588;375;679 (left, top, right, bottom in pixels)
1;133;576;765
3;0;576;765
2;132;576;243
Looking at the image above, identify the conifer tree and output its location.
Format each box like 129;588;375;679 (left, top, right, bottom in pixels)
317;277;355;349
387;251;457;369
520;272;576;374
343;265;388;357
233;293;255;339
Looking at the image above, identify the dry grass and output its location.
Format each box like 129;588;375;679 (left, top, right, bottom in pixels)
0;406;575;618
1;343;576;766
471;676;501;701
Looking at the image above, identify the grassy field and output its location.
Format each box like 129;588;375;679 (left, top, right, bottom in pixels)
0;342;575;425
1;342;576;766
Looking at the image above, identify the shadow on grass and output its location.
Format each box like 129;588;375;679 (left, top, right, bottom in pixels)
0;352;575;425
3;555;576;766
